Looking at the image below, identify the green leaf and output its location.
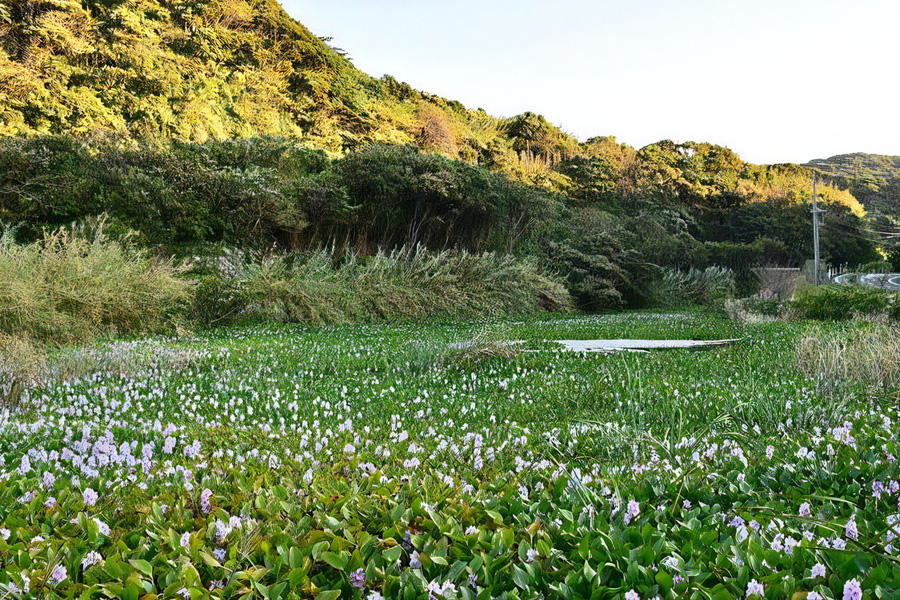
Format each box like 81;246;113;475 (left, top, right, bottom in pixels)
512;564;529;589
288;567;307;588
485;510;503;525
382;546;402;563
129;559;153;577
656;570;674;591
320;551;348;571
199;551;221;568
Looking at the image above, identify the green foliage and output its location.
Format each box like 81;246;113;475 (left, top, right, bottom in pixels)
333;144;561;252
791;284;895;321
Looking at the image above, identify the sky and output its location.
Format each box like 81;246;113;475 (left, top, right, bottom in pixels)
285;0;900;165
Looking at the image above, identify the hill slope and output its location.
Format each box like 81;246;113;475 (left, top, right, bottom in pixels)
0;0;581;179
0;0;879;227
807;153;900;226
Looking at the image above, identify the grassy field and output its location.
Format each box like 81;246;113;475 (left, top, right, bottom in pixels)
1;311;898;599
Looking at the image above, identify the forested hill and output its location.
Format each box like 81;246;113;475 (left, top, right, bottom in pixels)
807;154;900;222
1;0;894;307
807;153;900;185
0;0;581;177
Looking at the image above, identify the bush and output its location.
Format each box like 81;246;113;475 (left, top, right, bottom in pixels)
192;247;571;326
650;266;736;307
0;223;191;344
791;285;893;321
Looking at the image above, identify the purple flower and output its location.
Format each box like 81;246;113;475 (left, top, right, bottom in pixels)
746;579;764;598
83;488;98;507
200;488;213;514
624;499;640;524
180;532;190;548
624;590;639;600
214;547;226;562
81;551;102;571
810;563;826;578
843;578;862;600
799;502;811;517
350;568;366;588
808;593;822;600
845;519;858;540
50;565;68;585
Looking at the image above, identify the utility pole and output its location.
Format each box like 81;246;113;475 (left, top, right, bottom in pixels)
811;174;825;286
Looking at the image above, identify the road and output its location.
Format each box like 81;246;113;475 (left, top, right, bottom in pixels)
833;273;900;291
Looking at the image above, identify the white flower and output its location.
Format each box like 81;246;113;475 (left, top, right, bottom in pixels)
83;488;99;507
81;551;102;571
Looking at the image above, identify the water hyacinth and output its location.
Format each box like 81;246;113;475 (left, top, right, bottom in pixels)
1;313;900;598
83;487;98;506
746;579;764;598
843;578;863;600
81;551;102;571
50;565;67;585
350;568;366;588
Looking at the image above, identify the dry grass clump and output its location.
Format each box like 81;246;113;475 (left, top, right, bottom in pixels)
797;319;900;397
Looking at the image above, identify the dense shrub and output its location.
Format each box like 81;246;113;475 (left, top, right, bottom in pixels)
791;285;894;321
0;224;190;344
334;144;561;252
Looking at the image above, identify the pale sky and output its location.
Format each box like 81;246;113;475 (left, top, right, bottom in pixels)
286;0;900;165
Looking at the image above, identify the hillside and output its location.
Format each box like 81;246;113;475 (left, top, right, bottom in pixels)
807;154;900;227
0;0;890;291
0;0;582;188
0;0;868;203
807;153;900;186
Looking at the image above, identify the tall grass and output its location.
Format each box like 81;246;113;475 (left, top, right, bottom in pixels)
0;225;190;343
193;246;572;326
650;266;736;307
797;320;900;397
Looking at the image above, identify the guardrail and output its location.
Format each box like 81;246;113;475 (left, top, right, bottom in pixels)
832;272;900;291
